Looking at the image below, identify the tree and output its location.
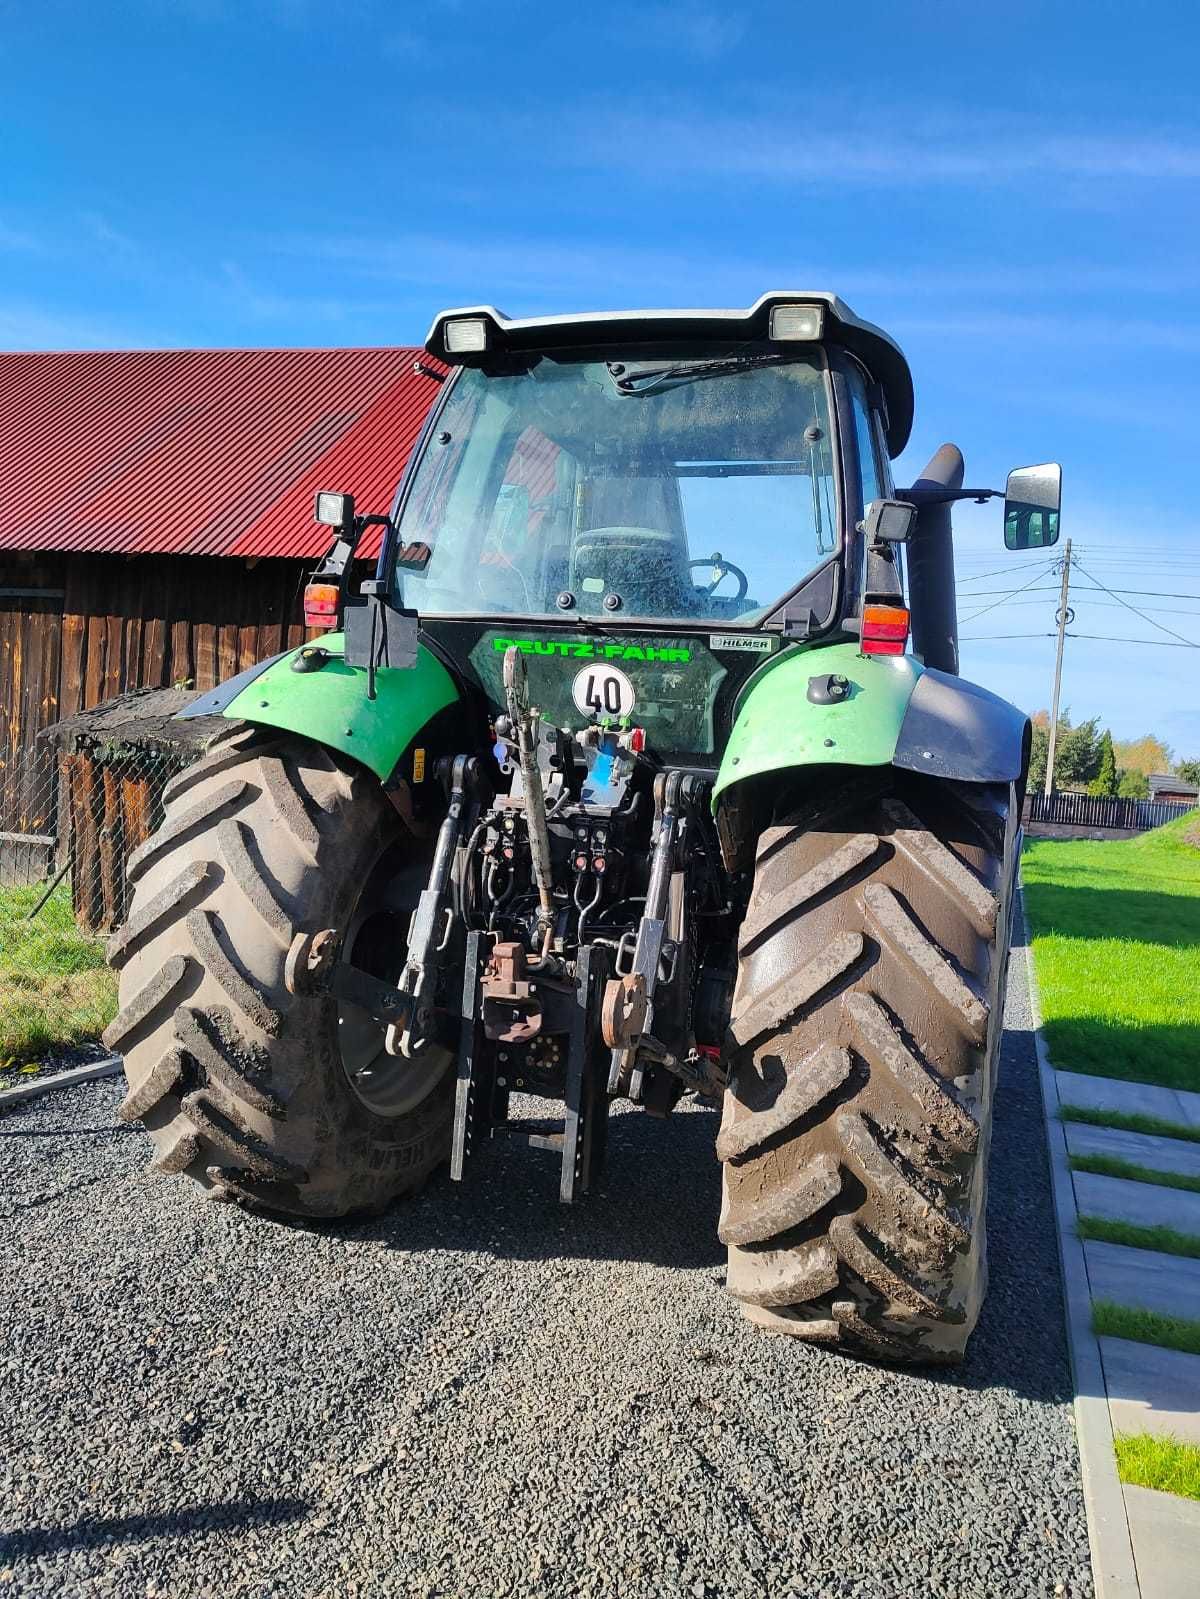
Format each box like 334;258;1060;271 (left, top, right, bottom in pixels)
1028;721;1050;790
1177;758;1200;786
1088;730;1119;797
1114;734;1174;778
1117;768;1149;800
1057;717;1102;789
1028;709;1102;792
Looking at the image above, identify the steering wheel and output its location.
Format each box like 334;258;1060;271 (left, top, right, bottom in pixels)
688;551;749;601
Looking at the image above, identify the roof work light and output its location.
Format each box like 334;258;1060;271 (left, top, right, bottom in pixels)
769;304;825;341
443;317;489;354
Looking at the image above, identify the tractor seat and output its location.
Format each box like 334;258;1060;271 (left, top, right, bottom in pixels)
570;526;694;616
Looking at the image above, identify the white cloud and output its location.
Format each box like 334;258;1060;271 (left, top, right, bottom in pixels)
0;218;41;253
895;310;1200;354
537;101;1200;187
613;4;748;61
216;260;396;328
0;301;160;349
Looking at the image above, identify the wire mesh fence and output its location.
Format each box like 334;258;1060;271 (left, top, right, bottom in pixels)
0;733;201;1065
0;735;200;917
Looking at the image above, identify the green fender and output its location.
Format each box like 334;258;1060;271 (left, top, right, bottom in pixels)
214;635;460;781
712;640;924;804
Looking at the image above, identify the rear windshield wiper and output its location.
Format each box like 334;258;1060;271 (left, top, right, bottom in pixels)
605;352;799;395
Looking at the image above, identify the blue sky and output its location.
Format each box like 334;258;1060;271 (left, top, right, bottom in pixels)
3;0;1199;756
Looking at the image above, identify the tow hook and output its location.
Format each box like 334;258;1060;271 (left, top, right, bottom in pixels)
480;940;543;1043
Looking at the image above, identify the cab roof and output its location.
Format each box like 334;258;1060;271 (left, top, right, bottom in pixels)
424;290;914;456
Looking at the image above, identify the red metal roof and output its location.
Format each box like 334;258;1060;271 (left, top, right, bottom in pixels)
0;347;445;562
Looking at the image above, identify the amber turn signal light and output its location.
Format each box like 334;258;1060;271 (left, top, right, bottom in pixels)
861;604;909;656
303;581;340;632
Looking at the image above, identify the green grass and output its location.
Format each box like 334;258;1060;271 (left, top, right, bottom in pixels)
0;880;117;1064
1060;1102;1200;1147
1114;1432;1200;1501
1023;811;1200;1092
1077;1214;1200;1260
1093;1299;1200;1357
1070;1152;1200;1194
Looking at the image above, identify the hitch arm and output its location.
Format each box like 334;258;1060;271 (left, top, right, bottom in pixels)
605;771;683;1096
387;753;479;1058
285;754;481;1053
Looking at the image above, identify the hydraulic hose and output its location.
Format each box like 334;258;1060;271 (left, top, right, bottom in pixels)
502;646;557;943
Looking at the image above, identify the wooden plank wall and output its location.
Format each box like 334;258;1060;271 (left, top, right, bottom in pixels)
1;554;65;751
56;552;317;717
1;555;66;834
2;549;373;887
2;550;329;829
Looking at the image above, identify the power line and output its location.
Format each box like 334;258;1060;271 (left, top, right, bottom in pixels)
959;564;1061;623
1065;558;1200;570
955;585;1200;600
1066;633;1200;648
1071;558;1200;649
1062;556;1200;569
962;596;1200;617
961;631;1200;648
954;585;1060;596
955;563;1052;584
1072;546;1200;555
960;578;1200;598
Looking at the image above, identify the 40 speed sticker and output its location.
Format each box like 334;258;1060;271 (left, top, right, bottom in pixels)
572;662;636;719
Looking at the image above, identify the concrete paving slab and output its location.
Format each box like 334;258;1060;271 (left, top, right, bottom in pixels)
1086;1239;1200;1322
1057;1070;1200;1131
0;1056;122;1108
1067;1121;1200;1182
1101;1336;1200;1446
1124;1484;1200;1599
1074;1170;1200;1234
1023;914;1140;1599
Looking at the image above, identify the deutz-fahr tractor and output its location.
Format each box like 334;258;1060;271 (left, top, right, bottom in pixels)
107;292;1061;1364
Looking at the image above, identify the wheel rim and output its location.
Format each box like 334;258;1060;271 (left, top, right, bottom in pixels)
336;839;454;1118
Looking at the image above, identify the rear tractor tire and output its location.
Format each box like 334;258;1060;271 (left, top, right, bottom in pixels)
104;726;454;1218
718;773;1018;1364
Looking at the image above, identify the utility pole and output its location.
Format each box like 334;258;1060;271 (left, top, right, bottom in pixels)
1044;537;1073;798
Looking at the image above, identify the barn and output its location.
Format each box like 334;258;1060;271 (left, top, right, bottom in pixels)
0;345;444;888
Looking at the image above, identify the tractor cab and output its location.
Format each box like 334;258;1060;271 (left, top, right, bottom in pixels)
401;294;910;631
375;295;913;769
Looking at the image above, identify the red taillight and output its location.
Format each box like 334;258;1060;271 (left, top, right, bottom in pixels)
861;603;909;656
303;581;340;631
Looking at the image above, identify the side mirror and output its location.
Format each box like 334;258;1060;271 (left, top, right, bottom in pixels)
861;498;917;544
315;490;355;538
1004;463;1061;550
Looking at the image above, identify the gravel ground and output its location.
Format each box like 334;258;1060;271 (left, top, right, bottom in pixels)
0;914;1091;1599
0;1041;113;1088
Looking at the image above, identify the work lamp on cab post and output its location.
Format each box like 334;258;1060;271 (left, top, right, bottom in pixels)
304;491;359;631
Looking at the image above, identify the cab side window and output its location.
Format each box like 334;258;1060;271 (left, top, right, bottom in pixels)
847;364;885;510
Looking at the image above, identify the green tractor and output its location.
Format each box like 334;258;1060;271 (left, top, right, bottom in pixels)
106;293;1060;1364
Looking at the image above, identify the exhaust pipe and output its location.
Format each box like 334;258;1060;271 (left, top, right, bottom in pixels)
906;443;963;676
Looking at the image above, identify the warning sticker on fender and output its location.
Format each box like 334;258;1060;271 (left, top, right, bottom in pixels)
708;634;776;652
